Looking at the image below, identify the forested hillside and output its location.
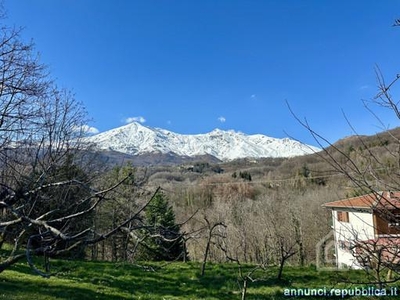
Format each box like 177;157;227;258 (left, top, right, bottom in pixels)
84;126;400;273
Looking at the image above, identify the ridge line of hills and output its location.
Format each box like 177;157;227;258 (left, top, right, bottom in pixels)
86;122;320;165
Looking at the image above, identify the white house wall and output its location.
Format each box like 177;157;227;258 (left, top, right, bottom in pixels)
332;209;375;269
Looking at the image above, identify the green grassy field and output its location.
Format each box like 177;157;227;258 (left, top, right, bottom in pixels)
0;259;398;299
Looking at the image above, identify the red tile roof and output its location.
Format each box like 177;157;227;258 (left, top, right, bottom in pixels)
323;192;400;210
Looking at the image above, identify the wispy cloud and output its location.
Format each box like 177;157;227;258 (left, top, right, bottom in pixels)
217;116;226;123
125;116;146;124
359;85;369;90
250;94;259;101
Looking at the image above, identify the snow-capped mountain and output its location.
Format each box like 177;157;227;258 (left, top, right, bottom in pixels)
86;122;320;161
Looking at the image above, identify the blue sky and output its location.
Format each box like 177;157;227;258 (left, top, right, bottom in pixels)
3;0;400;146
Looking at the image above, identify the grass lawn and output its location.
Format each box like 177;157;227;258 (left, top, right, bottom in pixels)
0;259;399;299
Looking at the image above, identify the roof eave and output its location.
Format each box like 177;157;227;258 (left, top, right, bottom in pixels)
322;205;372;211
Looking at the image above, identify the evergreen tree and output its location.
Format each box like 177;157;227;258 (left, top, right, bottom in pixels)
239;171;252;181
138;191;185;261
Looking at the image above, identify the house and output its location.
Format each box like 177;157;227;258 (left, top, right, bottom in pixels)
323;191;400;269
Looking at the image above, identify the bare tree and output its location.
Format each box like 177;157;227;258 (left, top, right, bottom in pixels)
200;217;226;276
264;194;301;281
0;16;166;276
352;235;400;288
291;61;400;285
216;224;268;300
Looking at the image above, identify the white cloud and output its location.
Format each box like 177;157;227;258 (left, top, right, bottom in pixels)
217;116;226;123
125;116;146;124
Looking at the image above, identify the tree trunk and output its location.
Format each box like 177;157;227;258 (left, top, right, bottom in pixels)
201;232;212;276
277;257;286;281
241;278;248;300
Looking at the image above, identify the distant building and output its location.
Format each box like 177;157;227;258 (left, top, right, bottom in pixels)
323;192;400;269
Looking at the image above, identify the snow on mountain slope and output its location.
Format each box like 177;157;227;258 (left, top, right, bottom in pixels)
86;122;320;161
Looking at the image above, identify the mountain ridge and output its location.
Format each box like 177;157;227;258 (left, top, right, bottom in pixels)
86;122;320;161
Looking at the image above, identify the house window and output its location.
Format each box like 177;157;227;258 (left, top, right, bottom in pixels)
388;214;400;228
337;211;349;223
